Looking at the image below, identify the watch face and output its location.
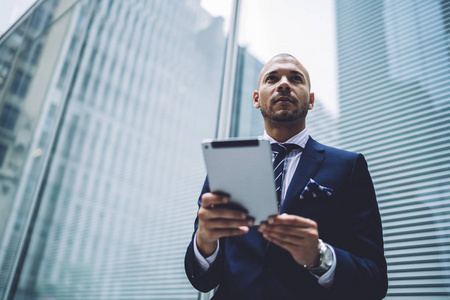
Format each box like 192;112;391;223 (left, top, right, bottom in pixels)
307;240;333;276
322;246;333;268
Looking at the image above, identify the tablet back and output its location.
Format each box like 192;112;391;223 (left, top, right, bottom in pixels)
202;138;278;224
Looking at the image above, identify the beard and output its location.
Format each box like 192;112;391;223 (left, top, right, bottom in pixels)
260;100;309;123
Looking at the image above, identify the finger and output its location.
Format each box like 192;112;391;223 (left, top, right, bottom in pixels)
263;230;303;244
206;207;249;220
263;231;300;248
207;226;250;240
203;218;255;230
268;213;317;228
201;192;229;207
262;225;313;238
198;206;249;223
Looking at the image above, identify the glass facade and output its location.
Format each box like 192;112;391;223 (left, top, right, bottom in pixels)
0;0;449;299
335;0;450;298
0;0;233;298
0;0;65;294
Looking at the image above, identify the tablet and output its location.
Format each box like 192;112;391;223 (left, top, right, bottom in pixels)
202;137;278;224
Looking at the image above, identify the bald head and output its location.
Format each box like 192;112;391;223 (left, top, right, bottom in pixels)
257;53;311;90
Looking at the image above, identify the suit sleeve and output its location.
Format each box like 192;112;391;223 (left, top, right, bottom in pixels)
184;178;225;293
328;154;388;299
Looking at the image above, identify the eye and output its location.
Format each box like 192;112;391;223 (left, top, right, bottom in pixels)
266;75;278;82
292;75;303;82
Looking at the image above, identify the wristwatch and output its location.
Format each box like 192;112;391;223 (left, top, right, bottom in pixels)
306;239;333;277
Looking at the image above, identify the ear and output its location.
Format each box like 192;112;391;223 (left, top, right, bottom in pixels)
253;90;260;109
309;92;315;110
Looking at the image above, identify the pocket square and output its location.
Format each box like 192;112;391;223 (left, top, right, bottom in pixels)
299;178;333;200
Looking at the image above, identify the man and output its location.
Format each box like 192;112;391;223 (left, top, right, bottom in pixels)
185;53;388;299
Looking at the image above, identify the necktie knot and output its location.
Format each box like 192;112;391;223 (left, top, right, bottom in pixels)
271;143;302;155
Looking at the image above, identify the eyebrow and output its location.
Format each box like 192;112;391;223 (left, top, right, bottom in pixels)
264;70;305;81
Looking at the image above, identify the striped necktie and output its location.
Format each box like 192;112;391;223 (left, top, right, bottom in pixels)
271;143;302;208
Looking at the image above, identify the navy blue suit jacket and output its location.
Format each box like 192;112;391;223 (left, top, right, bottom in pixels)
185;137;388;299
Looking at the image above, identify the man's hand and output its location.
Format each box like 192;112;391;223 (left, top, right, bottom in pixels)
258;213;320;267
196;192;254;257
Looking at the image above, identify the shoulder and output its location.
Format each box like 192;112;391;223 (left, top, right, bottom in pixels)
307;136;360;160
307;137;371;172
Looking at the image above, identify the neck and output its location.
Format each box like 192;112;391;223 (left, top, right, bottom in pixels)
264;120;305;143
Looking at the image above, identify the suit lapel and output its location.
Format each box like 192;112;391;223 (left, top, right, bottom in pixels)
280;137;325;214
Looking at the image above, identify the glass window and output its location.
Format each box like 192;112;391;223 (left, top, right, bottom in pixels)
1;0;448;299
9;70;32;98
0;2;76;297
0;104;20;130
0;143;7;167
0;0;233;299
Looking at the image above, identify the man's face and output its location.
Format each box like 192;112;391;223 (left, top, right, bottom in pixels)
253;57;314;124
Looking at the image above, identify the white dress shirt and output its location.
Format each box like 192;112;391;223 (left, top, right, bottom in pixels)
194;128;336;288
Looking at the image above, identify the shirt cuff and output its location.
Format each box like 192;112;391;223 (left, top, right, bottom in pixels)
193;232;220;273
311;243;337;289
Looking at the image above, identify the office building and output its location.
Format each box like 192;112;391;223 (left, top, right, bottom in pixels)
0;0;234;298
0;0;61;293
335;0;450;298
2;0;449;299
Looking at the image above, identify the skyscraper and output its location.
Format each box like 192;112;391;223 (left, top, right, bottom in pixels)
335;0;450;298
0;0;62;293
0;0;234;298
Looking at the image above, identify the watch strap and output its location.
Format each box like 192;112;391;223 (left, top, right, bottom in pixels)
306;239;333;277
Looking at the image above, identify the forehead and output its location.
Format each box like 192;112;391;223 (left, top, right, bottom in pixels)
265;58;304;73
259;57;308;82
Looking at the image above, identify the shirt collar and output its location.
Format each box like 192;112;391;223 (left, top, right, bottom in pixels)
263;128;309;149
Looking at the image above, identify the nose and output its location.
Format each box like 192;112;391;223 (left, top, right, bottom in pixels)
277;76;290;91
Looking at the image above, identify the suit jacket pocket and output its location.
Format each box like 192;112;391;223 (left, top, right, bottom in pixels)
298;178;333;202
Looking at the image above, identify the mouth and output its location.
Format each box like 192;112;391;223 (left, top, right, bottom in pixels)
275;96;294;104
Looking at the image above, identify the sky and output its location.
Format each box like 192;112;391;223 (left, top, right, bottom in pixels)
0;0;36;36
0;0;339;115
201;0;339;115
